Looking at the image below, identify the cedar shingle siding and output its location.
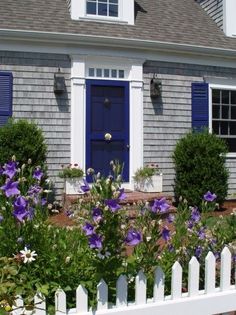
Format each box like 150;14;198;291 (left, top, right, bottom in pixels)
0;51;71;196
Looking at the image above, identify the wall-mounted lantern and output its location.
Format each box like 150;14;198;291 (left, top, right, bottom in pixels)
54;68;66;95
150;75;162;99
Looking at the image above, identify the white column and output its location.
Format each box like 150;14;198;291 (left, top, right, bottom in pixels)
70;56;86;170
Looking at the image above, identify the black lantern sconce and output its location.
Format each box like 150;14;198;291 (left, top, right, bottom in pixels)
150;75;162;99
54;68;66;95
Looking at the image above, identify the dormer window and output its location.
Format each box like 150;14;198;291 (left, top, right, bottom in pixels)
70;0;134;25
86;0;118;17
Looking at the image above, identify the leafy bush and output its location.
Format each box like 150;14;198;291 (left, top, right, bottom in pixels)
173;130;229;207
0;119;47;167
58;164;84;178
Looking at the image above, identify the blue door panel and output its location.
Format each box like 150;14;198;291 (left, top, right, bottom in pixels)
86;80;129;181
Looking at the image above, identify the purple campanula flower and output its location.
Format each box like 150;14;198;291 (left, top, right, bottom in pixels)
204;191;217;202
3;161;17;179
14;196;28;211
13;207;30;222
41;198;47;206
105;199;121;212
167;214;175;223
125;229;142;246
232;255;236;263
92;207;102;222
214;251;220;260
151;197;170;213
118;188;126;201
88;233;102;249
13;196;31;222
33;167;43;181
190;207;201;223
0;215;3;223
1;180;20;197
82;222;94;236
80;179;90;193
28;185;42;195
197;227;206;240
161;226;171;241
195;246;203;259
168;244;175;252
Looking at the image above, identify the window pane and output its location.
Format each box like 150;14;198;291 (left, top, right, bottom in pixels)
225;138;236;152
212;105;220;119
104;69;110;77
221;121;228;135
212;121;220;135
222;105;229;119
98;3;107;15
231;105;236;119
231;91;236;104
111;69;117;78
89;68;95;77
87;1;96;14
110;0;118;3
119;70;124;78
96;68;102;77
212;89;220;104
109;4;118;16
222;90;229;104
230;122;236;135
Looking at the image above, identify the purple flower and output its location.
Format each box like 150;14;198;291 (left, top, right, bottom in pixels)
80;179;90;193
204;191;217;202
92;207;102;222
151;197;170;213
33;167;43;181
13;196;31;222
3;161;17;179
88;233;103;249
41;198;47;206
167;214;175;223
28;185;42;195
197;227;206;240
82;222;94;236
1;180;20;197
105;199;121;212
168;244;175;252
0;215;3;223
65;210;73;218
125;229;142;246
118;188;126;201
190;207;201;223
195;246;203;259
161;226;171;241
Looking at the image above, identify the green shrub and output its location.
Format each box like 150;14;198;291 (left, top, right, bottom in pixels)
173;130;229;207
0;119;47;167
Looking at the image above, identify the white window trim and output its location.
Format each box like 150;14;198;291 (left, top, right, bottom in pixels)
209;82;236;158
70;0;134;25
70;54;144;190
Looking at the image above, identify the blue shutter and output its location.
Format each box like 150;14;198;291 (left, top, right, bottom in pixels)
191;82;209;131
0;72;13;126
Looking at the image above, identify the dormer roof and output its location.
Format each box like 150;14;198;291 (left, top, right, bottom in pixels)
0;0;236;52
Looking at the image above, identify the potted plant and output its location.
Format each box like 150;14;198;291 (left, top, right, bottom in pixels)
133;163;163;193
59;164;84;194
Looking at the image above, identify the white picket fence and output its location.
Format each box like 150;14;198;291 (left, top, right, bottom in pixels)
13;247;236;315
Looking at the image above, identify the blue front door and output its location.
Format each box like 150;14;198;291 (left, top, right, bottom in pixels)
86;80;129;181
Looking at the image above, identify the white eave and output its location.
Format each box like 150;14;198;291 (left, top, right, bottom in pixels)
1;28;236;59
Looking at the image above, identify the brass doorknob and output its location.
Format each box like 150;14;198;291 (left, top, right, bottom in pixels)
104;133;112;141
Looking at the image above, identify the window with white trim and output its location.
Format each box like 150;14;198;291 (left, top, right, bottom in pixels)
212;88;236;152
86;0;118;17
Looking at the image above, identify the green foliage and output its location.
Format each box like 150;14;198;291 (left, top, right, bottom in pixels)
133;164;159;183
173;130;229;207
0;119;47;167
58;164;84;178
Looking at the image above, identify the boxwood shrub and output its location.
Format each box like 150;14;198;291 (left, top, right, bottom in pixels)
0;119;47;167
173;130;229;207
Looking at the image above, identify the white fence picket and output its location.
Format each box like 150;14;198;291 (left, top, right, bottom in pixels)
171;261;182;300
135;270;147;305
153;267;165;302
205;251;216;294
188;256;200;297
13;295;24;315
55;289;66;315
220;247;232;291
76;285;88;313
34;292;46;315
116;275;128;307
97;279;108;310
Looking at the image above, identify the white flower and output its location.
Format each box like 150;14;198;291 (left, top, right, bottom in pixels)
20;247;37;263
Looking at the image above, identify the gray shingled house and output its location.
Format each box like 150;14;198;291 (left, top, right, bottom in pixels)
1;0;236;197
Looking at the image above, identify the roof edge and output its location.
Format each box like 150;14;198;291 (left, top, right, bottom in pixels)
1;28;236;58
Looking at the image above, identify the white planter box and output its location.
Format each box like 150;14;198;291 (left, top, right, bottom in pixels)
64;178;84;195
135;174;163;193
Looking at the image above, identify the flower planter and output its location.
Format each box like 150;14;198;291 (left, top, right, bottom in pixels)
135;174;163;193
64;178;84;195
